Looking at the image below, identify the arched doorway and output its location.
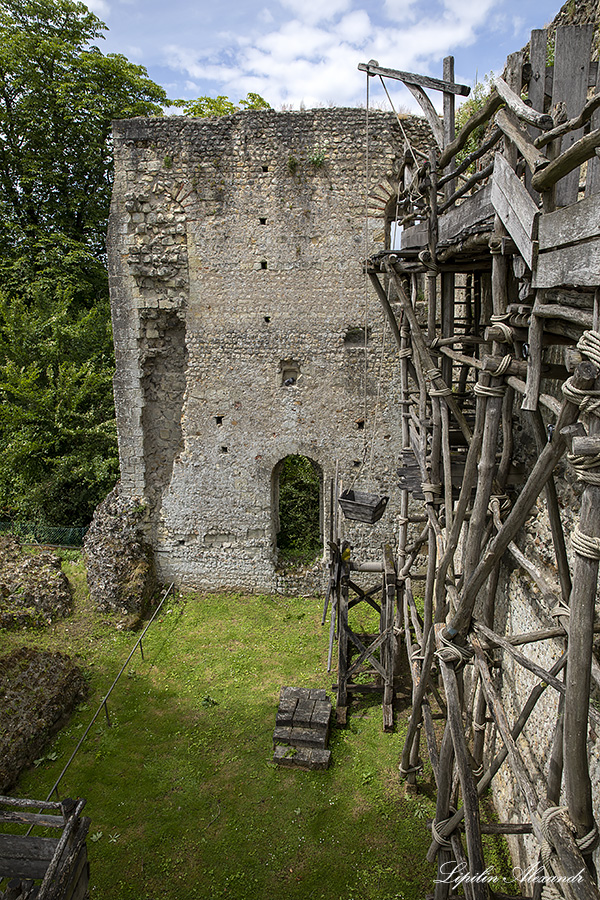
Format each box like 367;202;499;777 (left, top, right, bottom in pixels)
273;455;322;565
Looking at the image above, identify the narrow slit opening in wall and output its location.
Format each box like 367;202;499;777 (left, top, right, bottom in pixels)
260;260;268;270
280;359;300;386
215;416;224;426
220;446;228;453
274;455;322;566
259;217;267;225
264;316;271;323
356;418;365;431
262;165;269;172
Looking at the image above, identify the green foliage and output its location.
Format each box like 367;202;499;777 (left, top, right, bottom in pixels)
287;154;299;174
0;0;169;524
0;0;169;256
238;92;271;111
181;92;271;117
308;143;328;168
277;455;322;563
0;290;119;524
454;73;494;169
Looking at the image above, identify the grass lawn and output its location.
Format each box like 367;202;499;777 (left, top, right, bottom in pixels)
1;555;438;900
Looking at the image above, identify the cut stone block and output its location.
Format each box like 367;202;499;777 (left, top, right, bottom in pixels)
293;699;316;726
311;703;332;729
273;744;331;771
308;689;328;701
280;686;311;701
273;726;327;749
276;698;297;726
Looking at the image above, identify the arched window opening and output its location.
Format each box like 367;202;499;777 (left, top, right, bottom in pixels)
274;455;322;565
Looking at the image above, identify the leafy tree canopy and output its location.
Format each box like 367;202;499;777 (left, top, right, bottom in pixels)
181;92;271;118
0;0;171;525
0;289;119;525
0;0;169;275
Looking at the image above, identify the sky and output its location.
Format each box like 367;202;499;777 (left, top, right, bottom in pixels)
82;0;563;113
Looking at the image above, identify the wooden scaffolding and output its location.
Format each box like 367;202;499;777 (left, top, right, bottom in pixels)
361;22;600;900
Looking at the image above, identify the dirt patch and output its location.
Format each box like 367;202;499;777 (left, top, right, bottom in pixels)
0;646;88;792
0;536;73;628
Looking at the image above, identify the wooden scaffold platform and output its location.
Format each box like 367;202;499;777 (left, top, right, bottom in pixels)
358;20;600;900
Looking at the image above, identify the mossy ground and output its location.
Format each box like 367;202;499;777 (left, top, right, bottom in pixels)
1;554;439;900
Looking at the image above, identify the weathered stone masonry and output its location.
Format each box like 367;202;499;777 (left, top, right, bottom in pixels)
108;109;432;592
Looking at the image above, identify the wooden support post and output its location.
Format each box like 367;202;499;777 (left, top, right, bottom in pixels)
527;406;572;603
336;544;350;725
428;273;437;344
441;273;455;387
436;628;487;898
522;290;545;412
445;363;597;639
442;56;456;202
382;544;396;732
431;725;455;900
461;378;505;583
564;483;600;850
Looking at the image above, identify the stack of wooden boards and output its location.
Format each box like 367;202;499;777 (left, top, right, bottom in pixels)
272;687;332;770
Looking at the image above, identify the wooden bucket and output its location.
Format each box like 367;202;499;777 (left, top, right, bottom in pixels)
338;490;389;524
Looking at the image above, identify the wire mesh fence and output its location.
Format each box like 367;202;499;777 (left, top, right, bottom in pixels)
0;521;88;547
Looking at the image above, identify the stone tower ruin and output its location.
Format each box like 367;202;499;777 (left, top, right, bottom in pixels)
108;108;431;592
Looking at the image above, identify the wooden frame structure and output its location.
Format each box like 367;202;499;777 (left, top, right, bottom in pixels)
0;796;90;900
324;469;397;730
362;23;600;900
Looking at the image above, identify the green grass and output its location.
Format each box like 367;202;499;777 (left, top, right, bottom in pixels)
1;556;437;900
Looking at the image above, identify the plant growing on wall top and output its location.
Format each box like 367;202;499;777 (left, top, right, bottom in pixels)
454;73;494;171
180;92;271;117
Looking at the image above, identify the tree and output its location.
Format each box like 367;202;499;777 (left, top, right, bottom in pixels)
0;0;168;262
181;92;271;118
0;290;118;525
0;0;170;524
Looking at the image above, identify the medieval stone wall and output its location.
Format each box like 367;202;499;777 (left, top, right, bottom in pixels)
108;109;432;592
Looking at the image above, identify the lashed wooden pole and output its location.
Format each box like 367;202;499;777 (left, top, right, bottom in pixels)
445;362;598;639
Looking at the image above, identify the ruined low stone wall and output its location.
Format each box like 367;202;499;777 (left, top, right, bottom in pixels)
0;647;87;792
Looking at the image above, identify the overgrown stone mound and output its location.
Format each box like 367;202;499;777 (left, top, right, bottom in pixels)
0;646;88;792
84;483;157;620
0;537;73;629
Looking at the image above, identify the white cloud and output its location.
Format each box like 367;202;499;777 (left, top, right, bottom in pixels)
259;7;275;25
278;0;352;25
124;44;143;61
164;0;508;111
83;0;111;16
511;15;526;37
382;0;419;24
337;10;371;44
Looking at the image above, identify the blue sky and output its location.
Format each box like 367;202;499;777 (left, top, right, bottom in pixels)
83;0;562;112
